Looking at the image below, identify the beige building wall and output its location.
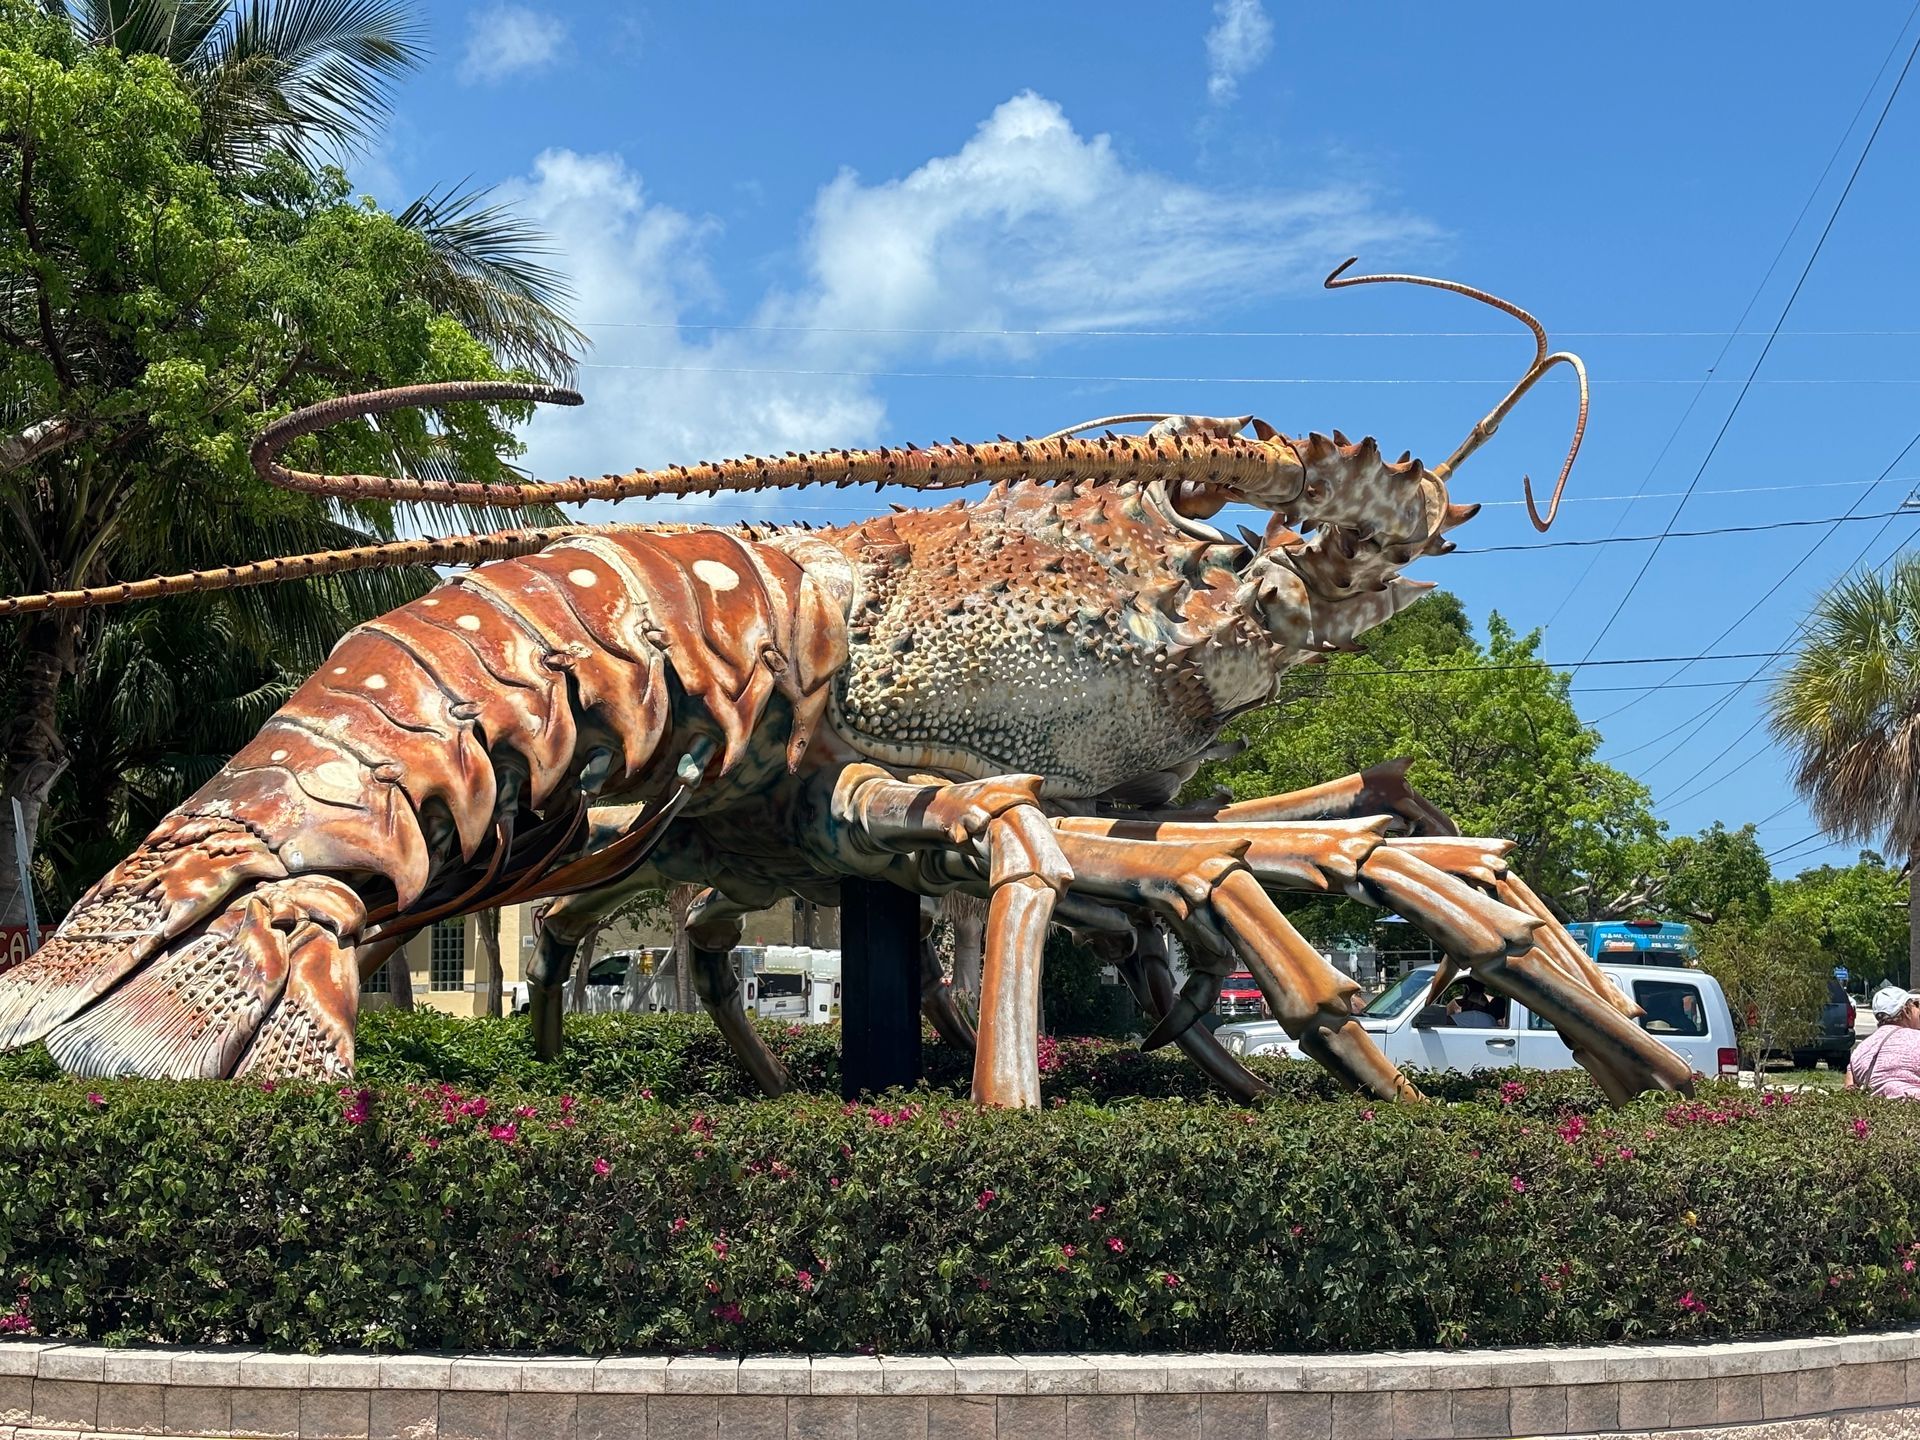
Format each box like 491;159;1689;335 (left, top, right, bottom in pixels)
359;898;840;1016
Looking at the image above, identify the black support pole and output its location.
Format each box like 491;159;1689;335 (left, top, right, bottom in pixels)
839;878;923;1099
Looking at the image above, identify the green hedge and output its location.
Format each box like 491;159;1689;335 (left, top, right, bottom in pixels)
1;1075;1915;1354
0;1009;1635;1112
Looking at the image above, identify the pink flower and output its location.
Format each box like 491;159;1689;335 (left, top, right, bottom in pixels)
1499;1080;1527;1105
1090;1205;1106;1221
341;1089;371;1127
976;1277;990;1292
671;1218;688;1234
489;1122;517;1143
711;1301;744;1324
1557;1115;1587;1144
462;1096;490;1119
257;1080;276;1093
976;1189;996;1210
1060;1244;1077;1260
712;1239;729;1258
1617;1147;1636;1161
422;1136;441;1151
86;1092;104;1107
1360;1108;1375;1121
1162;1273;1181;1288
639;1088;655;1101
1289;1224;1304;1238
1509;1176;1527;1194
592;1157;611;1178
1678;1291;1707;1315
1854;1117;1871;1139
513;1104;537;1119
796;1270;815;1294
1903;1259;1915;1274
1106;1237;1125;1254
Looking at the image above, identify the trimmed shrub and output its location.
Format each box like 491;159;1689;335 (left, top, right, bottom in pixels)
0;1078;1913;1354
340;1009;1644;1112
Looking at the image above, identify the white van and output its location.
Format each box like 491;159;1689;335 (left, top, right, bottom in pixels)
1215;962;1740;1080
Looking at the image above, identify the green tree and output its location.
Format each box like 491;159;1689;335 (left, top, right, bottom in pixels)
1772;852;1909;992
1196;599;1663;945
1657;821;1773;925
1696;912;1833;1071
0;3;576;924
1768;557;1920;986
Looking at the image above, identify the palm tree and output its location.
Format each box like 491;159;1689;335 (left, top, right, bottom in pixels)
1768;555;1920;985
47;0;584;377
2;2;580;983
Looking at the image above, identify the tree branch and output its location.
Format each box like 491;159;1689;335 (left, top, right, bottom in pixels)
15;135;74;394
0;412;80;473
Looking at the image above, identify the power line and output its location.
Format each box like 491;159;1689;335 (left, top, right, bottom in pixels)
1574;12;1920;661
573;361;1920;385
1601;439;1920;772
577;319;1920;340
1460;506;1917;554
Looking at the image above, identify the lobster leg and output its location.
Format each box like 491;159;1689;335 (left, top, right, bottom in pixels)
683;888;793;1097
921;933;978;1052
1053;816;1694;1103
829;766;1073;1107
1081;922;1270;1103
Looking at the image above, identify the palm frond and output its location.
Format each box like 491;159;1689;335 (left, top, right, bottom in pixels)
190;0;424;168
1769;553;1920;859
395;183;585;381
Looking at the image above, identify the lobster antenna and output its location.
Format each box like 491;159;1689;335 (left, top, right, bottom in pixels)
1323;257;1588;530
248;382;1304;506
0;527;593;615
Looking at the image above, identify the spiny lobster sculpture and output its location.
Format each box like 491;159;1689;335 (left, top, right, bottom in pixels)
0;261;1697;1107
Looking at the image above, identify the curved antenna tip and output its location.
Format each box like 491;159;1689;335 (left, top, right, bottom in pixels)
1324;256;1360;288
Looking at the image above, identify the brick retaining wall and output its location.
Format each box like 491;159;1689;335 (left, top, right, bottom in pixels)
7;1331;1920;1438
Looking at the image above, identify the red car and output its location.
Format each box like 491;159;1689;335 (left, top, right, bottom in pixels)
1215;972;1268;1019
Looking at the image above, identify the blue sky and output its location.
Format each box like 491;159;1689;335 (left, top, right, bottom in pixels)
358;1;1920;876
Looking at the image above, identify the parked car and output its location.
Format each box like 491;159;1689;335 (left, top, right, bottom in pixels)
1215;962;1739;1080
1214;971;1267;1020
1788;979;1856;1071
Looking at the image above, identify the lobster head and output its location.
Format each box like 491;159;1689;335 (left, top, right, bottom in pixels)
1154;259;1589;606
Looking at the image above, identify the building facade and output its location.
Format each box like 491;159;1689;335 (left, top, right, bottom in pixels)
359;898;839;1016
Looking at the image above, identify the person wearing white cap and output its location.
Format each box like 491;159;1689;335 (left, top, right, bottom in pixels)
1846;985;1920;1098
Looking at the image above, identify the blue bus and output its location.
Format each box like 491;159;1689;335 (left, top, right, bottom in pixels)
1563;919;1696;963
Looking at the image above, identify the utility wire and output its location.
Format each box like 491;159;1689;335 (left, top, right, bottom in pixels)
1460;506;1917;554
573;361;1920;385
576;321;1920;340
1573;11;1920;662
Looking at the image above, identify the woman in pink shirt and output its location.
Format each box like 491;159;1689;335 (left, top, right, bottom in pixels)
1847;986;1920;1099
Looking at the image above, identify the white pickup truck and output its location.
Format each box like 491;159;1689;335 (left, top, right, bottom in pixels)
1215;961;1740;1080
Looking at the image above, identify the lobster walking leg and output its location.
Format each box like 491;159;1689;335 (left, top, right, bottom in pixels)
1053;816;1695;1102
829;766;1073;1106
683;888;793;1098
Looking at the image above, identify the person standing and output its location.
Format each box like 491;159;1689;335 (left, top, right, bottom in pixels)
1846;986;1920;1098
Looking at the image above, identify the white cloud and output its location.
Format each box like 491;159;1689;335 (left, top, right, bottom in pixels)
502;93;1432;519
1205;0;1274;104
460;4;567;84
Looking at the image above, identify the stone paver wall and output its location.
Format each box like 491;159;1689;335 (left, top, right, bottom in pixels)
7;1332;1920;1438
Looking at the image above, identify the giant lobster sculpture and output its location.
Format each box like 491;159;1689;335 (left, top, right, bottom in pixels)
0;262;1696;1107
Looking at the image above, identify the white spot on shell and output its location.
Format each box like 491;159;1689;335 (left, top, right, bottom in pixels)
693;559;740;591
567;568;597;587
365;674;387;691
456;614;482;631
331;666;347;676
421;597;439;607
269;749;288;763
